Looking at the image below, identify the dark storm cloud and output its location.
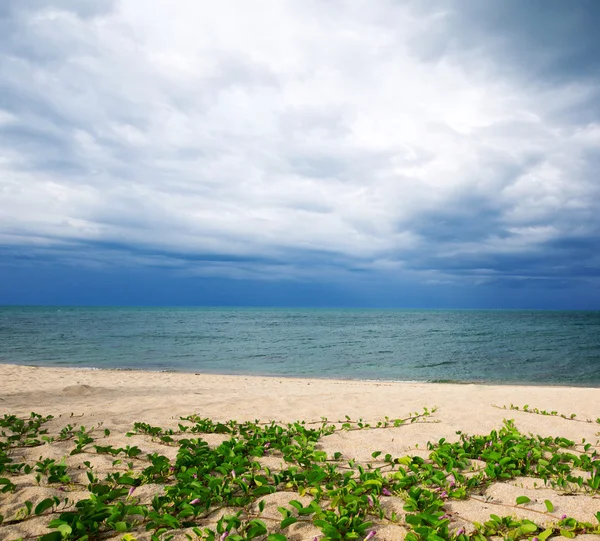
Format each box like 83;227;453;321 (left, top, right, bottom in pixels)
413;0;600;82
458;0;600;82
0;0;600;305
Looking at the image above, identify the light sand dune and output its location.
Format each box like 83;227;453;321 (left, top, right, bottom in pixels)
1;363;599;540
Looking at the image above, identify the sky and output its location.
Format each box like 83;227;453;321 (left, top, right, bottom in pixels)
1;1;600;308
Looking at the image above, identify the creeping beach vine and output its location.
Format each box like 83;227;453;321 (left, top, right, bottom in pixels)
1;409;599;541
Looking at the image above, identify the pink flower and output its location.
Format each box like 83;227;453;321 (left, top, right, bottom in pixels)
367;495;373;507
365;531;376;541
128;486;136;497
382;488;392;496
190;498;201;505
220;531;229;541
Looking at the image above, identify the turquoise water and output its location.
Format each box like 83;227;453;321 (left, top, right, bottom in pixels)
1;307;599;386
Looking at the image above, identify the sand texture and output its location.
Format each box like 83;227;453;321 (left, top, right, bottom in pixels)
1;363;599;540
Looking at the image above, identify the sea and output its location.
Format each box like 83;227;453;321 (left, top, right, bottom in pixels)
1;307;599;387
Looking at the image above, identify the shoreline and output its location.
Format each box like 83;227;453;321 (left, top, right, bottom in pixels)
2;363;599;429
3;361;600;389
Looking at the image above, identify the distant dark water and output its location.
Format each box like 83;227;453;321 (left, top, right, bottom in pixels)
1;307;599;386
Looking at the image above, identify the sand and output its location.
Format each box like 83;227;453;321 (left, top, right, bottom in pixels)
1;363;599;540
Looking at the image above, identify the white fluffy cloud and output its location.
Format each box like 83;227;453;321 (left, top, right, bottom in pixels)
1;0;599;284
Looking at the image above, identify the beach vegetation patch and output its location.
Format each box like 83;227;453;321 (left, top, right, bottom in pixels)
0;409;599;540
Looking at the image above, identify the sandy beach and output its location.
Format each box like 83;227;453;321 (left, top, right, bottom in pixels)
1;363;599;540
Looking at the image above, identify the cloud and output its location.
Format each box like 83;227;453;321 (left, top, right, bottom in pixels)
1;0;599;291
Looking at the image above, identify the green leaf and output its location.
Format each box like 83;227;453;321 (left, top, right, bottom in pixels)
519;522;538;534
544;499;554;512
539;528;554;541
298;506;315;516
57;523;73;537
247;521;267;540
267;535;287;541
277;507;290;518
253;486;276;496
288;500;302;512
40;534;62;541
405;515;422;526
516;496;531;505
280;517;298;529
118;475;136;485
35;498;56;515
